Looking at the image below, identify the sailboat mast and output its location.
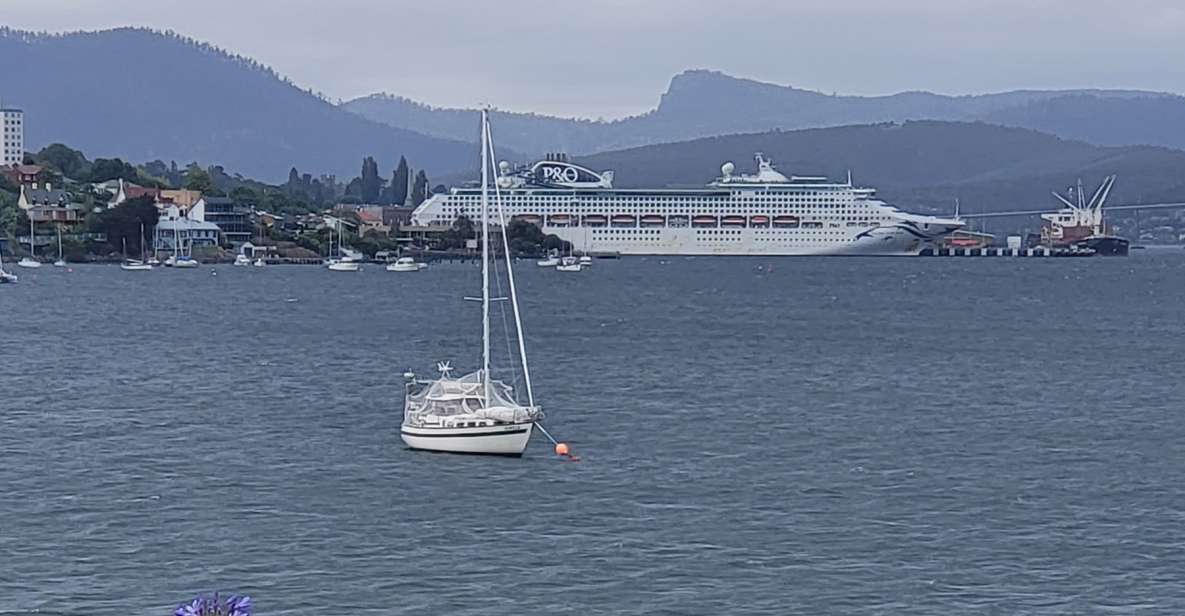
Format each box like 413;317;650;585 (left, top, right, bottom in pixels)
480;110;492;402
485;117;536;408
57;225;63;260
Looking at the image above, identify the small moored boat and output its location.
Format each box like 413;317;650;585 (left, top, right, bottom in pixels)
386;256;426;272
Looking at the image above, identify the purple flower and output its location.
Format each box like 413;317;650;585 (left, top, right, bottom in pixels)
174;593;252;616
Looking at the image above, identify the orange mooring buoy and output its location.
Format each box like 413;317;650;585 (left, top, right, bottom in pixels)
555;443;570;456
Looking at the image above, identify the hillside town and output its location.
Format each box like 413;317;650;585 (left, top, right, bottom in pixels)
0;107;529;263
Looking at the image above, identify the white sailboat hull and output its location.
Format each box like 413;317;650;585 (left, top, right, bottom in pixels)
401;422;533;455
17;258;41;269
327;260;360;271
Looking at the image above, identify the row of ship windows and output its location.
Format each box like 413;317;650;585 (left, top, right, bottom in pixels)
451;200;858;207
445;210;888;222
431;218;873;229
457;191;851;198
592;235;851;242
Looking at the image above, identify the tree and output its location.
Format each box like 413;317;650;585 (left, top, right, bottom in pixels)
287;167;300;194
184;165;213;192
391;156;409;205
439;215;475;249
35;143;89;179
94;195;160;255
360;156;382;204
88;158;140;183
411;170;429;207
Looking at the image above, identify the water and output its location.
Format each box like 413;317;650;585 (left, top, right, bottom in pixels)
2;253;1185;615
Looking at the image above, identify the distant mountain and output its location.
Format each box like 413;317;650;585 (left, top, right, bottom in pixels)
344;70;1185;156
566;121;1185;215
0;27;484;182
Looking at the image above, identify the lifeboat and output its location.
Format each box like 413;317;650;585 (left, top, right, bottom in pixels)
692;215;718;227
640;215;665;226
749;215;770;227
517;214;543;225
582;214;608;226
721;215;747;227
547;214;573;226
772;215;800;228
668;215;690;227
611;214;637;226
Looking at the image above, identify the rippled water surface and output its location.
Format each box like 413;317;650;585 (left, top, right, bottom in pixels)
3;253;1185;615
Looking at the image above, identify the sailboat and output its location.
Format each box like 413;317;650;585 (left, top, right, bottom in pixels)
579;227;593;266
17;215;41;268
53;226;67;267
120;228;153;271
0;244;18;283
174;236;199;268
326;224;360;271
401;110;543;456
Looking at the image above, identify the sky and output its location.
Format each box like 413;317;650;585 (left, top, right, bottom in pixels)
5;0;1185;118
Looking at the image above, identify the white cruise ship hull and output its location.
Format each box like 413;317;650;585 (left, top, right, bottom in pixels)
543;224;935;256
401;422;534;456
411;153;963;257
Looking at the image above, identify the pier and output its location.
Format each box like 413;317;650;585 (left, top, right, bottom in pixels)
921;246;1096;258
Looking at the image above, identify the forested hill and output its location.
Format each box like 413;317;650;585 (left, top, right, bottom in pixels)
345;70;1185;156
571;121;1185;214
0;27;482;182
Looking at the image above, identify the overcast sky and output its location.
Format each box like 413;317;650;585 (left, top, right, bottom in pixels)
6;0;1185;118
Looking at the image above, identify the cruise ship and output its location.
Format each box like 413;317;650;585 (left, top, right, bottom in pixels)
411;153;964;256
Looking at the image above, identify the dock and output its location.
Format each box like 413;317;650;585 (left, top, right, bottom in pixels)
921;246;1097;258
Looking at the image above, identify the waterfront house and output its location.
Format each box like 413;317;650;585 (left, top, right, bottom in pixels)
201;196;253;245
155;217;221;251
357;207;389;235
108;179;162;207
3;163;42;185
18;182;69;210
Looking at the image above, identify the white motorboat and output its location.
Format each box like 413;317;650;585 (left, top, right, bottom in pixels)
579;255;593;266
252;257;266;267
536;250;560;267
402;110;543;456
386;256;425;272
233;254;251;266
556;255;583;272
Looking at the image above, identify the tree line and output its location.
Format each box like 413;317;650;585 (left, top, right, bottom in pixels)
287;155;435;207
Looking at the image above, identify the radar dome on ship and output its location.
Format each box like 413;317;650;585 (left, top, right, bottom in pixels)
498;160;510;174
721;162;735;176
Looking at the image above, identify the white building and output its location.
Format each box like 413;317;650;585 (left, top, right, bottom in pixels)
1;107;23;167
